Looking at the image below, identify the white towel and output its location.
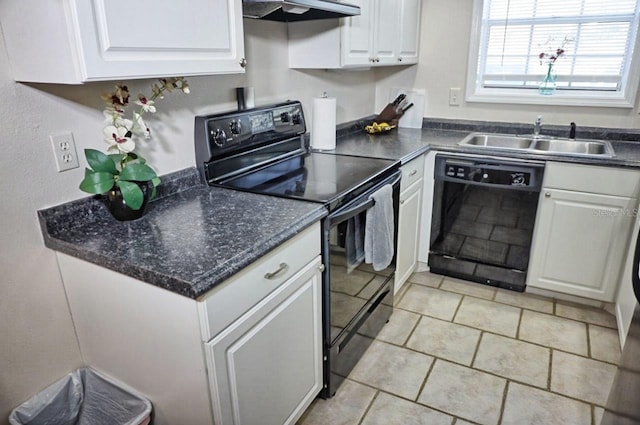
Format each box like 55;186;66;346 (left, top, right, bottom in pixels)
364;184;395;271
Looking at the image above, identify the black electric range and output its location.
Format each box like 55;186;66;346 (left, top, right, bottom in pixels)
195;101;400;398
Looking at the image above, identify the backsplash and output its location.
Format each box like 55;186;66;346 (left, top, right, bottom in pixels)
333;115;640;143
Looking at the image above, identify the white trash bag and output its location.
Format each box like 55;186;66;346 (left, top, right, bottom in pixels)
9;368;151;425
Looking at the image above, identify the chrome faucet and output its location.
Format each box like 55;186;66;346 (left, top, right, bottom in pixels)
533;115;542;137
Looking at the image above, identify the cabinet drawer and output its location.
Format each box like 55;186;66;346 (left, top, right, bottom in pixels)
544;162;640;197
400;155;425;192
198;223;321;341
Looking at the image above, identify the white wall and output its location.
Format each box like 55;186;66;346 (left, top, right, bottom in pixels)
0;19;376;422
375;0;640;129
0;29;85;425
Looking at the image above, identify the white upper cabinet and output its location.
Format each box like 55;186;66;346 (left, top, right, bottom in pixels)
371;0;399;65
0;0;246;83
397;0;422;64
288;0;421;69
341;0;375;66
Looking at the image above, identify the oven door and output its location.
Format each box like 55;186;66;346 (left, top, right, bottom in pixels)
321;170;401;398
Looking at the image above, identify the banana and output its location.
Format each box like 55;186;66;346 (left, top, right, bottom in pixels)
365;121;392;133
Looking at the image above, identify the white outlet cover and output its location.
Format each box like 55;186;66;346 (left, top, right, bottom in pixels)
50;132;79;172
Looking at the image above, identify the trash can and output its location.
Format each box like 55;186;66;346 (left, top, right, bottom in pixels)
9;367;151;425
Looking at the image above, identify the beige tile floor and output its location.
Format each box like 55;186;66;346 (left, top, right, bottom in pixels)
298;271;621;425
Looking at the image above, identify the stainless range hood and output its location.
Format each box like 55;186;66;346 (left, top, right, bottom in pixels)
242;0;360;22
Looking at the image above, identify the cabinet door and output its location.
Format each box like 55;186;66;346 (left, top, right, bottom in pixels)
73;0;245;81
373;0;399;64
396;179;423;294
397;0;422;64
342;0;375;66
528;189;635;301
615;208;640;347
205;258;322;425
1;0;244;82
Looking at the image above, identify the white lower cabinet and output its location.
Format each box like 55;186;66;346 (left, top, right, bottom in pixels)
57;223;322;425
205;258;322;425
528;162;640;301
395;156;424;294
615;206;640;347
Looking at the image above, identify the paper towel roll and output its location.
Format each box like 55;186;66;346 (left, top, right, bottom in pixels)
311;96;336;151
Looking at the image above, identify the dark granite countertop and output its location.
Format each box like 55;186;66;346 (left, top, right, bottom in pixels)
38;168;327;299
39;118;640;300
327;119;640;167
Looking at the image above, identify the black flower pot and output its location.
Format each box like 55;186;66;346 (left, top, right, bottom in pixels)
103;182;152;221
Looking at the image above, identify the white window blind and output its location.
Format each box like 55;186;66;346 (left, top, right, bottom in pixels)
476;0;640;93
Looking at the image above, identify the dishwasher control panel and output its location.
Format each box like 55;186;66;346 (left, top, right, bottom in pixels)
437;155;544;191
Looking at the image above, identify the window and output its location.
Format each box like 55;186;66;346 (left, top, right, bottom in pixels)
466;0;640;107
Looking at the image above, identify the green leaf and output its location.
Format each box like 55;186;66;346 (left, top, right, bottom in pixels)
85;149;117;174
79;170;115;194
108;153;126;168
150;176;161;199
119;163;157;182
117;180;144;210
134;153;147;165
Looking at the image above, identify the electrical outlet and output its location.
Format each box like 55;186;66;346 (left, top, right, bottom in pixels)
449;88;461;106
50;132;79;172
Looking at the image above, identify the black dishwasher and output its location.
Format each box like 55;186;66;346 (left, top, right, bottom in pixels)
429;154;544;292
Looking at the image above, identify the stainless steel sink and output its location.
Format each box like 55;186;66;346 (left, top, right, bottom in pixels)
532;138;614;157
461;134;534;149
459;132;615;158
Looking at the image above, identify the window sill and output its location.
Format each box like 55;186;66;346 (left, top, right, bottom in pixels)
465;88;636;108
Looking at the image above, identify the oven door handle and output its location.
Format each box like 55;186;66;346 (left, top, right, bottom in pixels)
328;171;401;226
329;198;375;226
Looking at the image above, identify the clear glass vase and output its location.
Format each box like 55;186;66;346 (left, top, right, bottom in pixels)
538;63;557;95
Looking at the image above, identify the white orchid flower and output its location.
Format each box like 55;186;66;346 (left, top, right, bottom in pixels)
103;109;133;129
120;117;134;130
135;96;156;113
103;109;119;125
133;112;151;139
103;125;135;153
96;77;189;157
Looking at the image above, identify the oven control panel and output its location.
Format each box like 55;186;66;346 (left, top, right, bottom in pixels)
203;103;305;152
195;101;308;182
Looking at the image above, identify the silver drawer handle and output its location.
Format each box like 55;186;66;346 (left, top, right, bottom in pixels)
264;262;289;280
545;192;551;198
409;170;418;176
